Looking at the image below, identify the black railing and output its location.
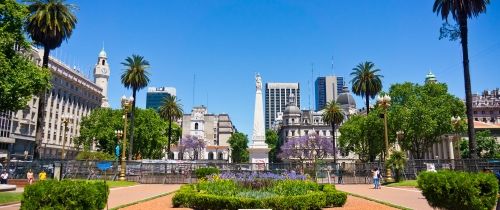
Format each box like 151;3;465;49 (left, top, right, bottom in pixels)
2;159;499;184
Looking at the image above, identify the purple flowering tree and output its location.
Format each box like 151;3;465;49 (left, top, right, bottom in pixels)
278;134;334;163
179;135;206;160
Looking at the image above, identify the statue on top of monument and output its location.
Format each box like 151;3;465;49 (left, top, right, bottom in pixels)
256;73;262;91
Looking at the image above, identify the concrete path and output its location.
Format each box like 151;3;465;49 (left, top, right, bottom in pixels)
0;184;181;210
336;184;433;210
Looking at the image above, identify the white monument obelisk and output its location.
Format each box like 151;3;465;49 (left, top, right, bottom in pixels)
248;73;270;170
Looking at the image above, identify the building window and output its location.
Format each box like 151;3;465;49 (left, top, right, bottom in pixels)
208;152;214;160
291;130;295;136
218;152;223;160
213;134;217;139
102;60;105;65
194;123;198;130
323;130;327;136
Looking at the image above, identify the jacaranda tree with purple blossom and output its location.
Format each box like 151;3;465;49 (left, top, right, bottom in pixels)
278;134;334;164
179;135;206;160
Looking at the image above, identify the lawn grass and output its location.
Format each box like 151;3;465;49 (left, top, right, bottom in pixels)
385;180;418;187
71;179;137;188
0;192;22;205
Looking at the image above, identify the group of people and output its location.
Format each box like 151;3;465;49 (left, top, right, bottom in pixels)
26;169;47;184
372;167;382;189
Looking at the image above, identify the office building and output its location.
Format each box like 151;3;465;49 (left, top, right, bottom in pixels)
315;76;344;111
146;87;176;111
4;47;107;160
265;83;300;130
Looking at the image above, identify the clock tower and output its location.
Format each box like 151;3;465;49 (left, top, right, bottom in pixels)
94;48;110;108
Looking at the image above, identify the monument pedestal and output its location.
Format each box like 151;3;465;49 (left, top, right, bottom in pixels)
249;145;270;171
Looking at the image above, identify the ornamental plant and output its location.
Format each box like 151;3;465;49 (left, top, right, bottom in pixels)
418;170;498;210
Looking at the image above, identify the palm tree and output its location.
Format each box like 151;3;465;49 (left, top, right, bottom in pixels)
121;54;150;160
26;0;77;160
159;95;183;159
433;0;490;159
322;101;344;164
350;61;383;115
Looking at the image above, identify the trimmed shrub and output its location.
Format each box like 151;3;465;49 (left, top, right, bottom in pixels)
76;151;115;161
417;170;498;210
322;184;347;207
21;180;109;210
195;167;220;179
173;181;347;209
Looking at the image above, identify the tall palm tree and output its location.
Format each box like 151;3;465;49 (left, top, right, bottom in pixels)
26;0;77;160
159;95;183;159
121;54;150;160
433;0;490;159
322;101;344;164
350;61;383;115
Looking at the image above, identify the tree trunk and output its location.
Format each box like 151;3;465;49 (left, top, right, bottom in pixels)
167;118;172;159
128;89;136;160
332;122;337;165
366;89;375;162
459;14;477;159
34;47;50;160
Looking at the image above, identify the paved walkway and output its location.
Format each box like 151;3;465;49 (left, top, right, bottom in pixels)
0;184;181;210
336;184;433;210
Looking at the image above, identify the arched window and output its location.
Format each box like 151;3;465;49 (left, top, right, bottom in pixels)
195;123;199;130
208;152;214;160
102;60;105;65
218;152;223;160
168;152;174;159
178;152;184;160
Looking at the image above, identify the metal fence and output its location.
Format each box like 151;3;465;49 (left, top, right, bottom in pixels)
2;159;499;184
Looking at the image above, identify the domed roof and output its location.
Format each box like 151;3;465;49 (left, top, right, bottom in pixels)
336;86;356;107
284;105;301;115
99;48;107;58
284;93;301;115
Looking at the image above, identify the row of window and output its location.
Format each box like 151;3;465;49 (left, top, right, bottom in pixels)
473;110;500;114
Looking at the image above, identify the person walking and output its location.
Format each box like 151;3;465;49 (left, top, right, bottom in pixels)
372;167;380;189
27;169;34;185
337;166;344;184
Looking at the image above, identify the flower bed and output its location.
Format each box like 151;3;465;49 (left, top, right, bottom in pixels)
173;171;347;210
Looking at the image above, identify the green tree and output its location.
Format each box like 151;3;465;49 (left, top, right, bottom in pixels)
350;61;383;115
159;95;183;158
322;101;344;164
132;109;169;159
25;0;77;160
76;108;170;159
265;129;279;163
460;130;500;159
121;54;150;160
389;82;465;159
228;132;249;163
339;110;385;162
433;0;490;158
0;0;51;112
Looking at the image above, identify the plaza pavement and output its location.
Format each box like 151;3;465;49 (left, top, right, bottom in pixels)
336;184;433;210
0;184;182;210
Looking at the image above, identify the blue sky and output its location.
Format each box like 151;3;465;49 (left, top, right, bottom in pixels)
51;0;500;137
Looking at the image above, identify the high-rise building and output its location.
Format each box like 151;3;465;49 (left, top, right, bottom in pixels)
315;76;344;111
3;47;107;160
146;87;176;111
265;83;300;130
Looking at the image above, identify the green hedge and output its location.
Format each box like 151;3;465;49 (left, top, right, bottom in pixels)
21;180;109;210
173;183;347;209
417;170;498;210
195;167;220;179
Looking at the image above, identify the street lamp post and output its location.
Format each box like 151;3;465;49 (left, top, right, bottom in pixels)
61;113;73;160
451;116;461;159
119;95;134;181
377;94;394;183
